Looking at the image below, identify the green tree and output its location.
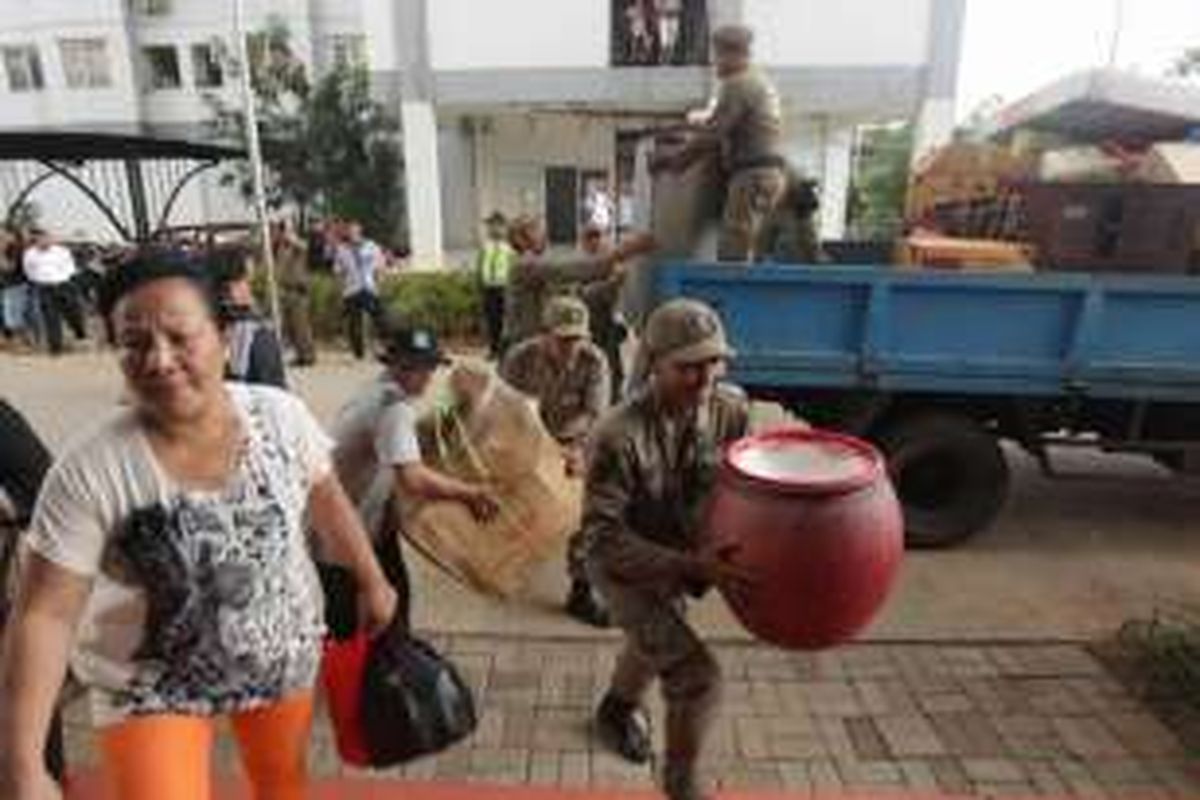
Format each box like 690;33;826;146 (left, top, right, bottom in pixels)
206;19;405;247
847;123;913;240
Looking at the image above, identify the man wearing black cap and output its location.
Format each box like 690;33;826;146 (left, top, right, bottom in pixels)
327;326;499;631
651;24;787;262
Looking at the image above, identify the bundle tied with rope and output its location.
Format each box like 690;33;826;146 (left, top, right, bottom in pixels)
401;360;582;598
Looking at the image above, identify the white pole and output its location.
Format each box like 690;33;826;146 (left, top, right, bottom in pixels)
232;0;281;329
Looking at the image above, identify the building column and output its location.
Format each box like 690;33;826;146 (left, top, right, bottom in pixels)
912;0;967;164
401;101;444;266
819;119;854;241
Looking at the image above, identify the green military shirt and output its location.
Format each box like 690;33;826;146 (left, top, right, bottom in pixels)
709;67;784;170
500;336;611;445
502;253;613;345
581;384;749;586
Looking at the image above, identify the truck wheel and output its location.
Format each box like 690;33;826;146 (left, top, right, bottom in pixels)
876;413;1009;548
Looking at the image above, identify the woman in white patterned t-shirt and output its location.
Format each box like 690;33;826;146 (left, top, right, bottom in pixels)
0;256;397;800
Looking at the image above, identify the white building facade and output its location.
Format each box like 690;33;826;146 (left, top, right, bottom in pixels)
0;0;965;256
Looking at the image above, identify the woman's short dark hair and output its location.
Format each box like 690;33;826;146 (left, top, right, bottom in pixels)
98;250;221;325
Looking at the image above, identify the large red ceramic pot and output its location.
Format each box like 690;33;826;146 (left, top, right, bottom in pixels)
703;427;903;650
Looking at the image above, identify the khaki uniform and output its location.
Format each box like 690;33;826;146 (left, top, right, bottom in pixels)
582;384;749;770
502;254;613;350
275;242;316;364
708;68;787;261
502;335;611;581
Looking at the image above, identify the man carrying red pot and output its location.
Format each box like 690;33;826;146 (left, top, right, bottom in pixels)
581;298;755;800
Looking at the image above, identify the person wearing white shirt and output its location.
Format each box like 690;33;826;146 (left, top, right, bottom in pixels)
21;229;86;355
332;220;387;360
326;326;499;633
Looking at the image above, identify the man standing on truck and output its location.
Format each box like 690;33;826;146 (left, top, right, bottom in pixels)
651;25;786;263
501;296;612;627
584;298;753;800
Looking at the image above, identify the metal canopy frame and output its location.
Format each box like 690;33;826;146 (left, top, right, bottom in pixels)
0;131;245;242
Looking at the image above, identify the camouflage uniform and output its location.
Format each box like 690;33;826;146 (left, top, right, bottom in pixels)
583;299;749;799
501;297;611;587
707;27;787;262
502;253;614;351
275;240;316;365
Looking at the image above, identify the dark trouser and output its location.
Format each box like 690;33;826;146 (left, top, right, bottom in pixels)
343;290;385;360
591;569;720;790
482;286;506;360
282;290;317;364
34;283;86;355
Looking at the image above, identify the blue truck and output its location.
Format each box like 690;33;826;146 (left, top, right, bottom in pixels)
646;262;1200;547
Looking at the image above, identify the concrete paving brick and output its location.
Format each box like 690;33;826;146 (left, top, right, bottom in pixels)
1105;711;1186;758
837;759;905;787
928;756;973;795
1053;716;1130;759
961;757;1028;784
806;757;846;791
716;762;785;790
779;761;812;792
558;751;590;787
799;680;864;716
929;711;1008;757
532;710;589;752
845;716;892;760
528;751;560;785
1024;759;1071;797
733;714;771;760
874;714;948;757
992;714;1071;758
917;691;976;714
896;759;941;791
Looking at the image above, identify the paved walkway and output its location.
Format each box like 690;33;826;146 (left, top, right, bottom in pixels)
64;635;1199;798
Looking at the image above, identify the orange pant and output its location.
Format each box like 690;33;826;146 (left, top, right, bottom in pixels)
98;692;313;800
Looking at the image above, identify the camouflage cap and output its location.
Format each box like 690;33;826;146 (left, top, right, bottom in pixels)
643;298;734;366
712;24;754;54
543;295;591;339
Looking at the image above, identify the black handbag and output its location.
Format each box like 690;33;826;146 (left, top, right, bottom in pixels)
359;622;478;766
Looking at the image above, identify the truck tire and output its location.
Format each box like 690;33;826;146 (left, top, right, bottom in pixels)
875;413;1009;548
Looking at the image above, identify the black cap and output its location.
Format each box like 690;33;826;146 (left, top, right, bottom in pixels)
485;210;507;225
379;326;448;367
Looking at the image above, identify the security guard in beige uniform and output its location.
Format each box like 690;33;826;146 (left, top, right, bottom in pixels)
501;296;612;626
583;299;753;800
653;25;786;262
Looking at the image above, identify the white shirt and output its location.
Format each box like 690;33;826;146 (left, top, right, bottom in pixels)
333;239;383;298
22;244;77;286
330;375;422;537
28;384;332;724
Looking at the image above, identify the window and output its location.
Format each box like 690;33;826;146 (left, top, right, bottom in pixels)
128;0;171;14
611;0;709;67
191;43;222;88
544;167;613;245
142;45;181;90
59;38;112;89
327;34;365;69
2;45;44;92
